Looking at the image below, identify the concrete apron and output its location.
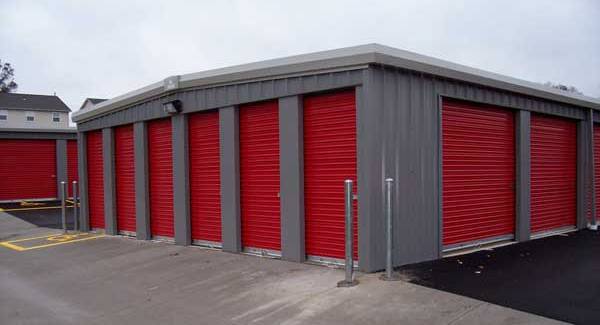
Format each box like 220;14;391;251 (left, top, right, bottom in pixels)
0;213;564;325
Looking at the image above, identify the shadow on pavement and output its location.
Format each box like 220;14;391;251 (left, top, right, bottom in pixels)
0;201;75;230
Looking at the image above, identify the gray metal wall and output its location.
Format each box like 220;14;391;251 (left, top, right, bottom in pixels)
365;65;594;271
75;64;596;273
77;70;364;132
0;131;77;140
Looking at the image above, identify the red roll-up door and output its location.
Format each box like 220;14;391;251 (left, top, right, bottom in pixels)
239;100;281;251
115;124;136;234
531;114;577;233
87;130;105;229
304;90;358;260
0;139;57;201
442;99;516;247
148;118;174;238
189;111;222;243
67;140;78;198
595;124;600;222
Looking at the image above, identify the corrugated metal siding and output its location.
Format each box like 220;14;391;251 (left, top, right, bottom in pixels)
77;70;364;132
86;130;105;229
530;114;577;233
364;66;590;268
239;101;281;251
115;124;136;233
442;99;516;246
67;140;78;197
189;110;222;243
0;139;57;201
304;90;358;260
148;118;174;237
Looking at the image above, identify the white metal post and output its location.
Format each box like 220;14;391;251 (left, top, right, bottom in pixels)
338;179;358;287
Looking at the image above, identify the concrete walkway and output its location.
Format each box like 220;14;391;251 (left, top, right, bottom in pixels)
0;212;564;325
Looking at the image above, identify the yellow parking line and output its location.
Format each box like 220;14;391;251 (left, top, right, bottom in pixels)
6;233;64;243
0;241;26;251
0;233;105;251
19;235;105;251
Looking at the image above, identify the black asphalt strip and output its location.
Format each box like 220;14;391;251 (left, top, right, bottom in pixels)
399;230;600;325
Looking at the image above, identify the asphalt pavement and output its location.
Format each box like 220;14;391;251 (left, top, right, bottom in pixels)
400;230;600;325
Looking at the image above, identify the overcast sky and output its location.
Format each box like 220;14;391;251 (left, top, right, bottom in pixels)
2;0;599;119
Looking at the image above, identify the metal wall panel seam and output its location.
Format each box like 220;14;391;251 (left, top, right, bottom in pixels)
77;132;89;231
278;95;305;262
172;114;191;245
102;128;117;235
219;106;242;252
515;110;531;241
134;122;151;240
67;140;79;198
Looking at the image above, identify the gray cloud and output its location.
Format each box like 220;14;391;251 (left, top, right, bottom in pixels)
1;0;598;120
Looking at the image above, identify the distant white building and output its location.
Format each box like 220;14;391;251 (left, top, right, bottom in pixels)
79;98;107;111
0;93;72;129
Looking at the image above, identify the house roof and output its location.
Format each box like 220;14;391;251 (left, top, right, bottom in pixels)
0;93;71;112
72;43;600;122
79;97;108;110
88;98;107;105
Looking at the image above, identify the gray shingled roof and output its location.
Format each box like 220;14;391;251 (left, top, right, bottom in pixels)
0;93;71;112
72;43;600;122
88;98;107;105
79;97;108;110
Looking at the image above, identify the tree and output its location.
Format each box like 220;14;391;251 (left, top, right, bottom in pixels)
0;60;18;93
544;81;582;95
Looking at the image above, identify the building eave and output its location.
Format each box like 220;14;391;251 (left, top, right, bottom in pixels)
72;43;600;123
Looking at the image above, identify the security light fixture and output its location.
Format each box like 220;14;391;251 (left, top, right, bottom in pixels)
163;99;182;115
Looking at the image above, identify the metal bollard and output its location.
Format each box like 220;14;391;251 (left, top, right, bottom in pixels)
381;178;400;281
61;181;67;234
337;179;358;287
72;181;78;232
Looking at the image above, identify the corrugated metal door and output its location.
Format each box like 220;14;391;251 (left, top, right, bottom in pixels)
530;114;577;233
115;124;136;234
304;90;358;260
595;124;600;222
189;111;222;244
239;100;281;251
442;99;516;247
148;118;174;238
87;130;105;229
0;139;57;201
67;140;78;197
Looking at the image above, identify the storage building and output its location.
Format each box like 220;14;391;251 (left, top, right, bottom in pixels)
71;44;600;272
0;128;78;201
